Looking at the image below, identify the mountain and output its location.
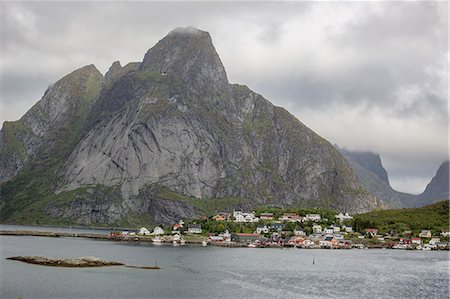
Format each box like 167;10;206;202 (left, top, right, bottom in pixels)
339;148;403;208
411;161;449;207
340;148;449;208
0;27;386;226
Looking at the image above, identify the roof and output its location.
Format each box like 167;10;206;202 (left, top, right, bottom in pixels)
188;224;201;229
324;236;334;241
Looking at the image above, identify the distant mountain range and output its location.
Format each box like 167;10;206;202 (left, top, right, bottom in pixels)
339;147;449;208
0;27;386;226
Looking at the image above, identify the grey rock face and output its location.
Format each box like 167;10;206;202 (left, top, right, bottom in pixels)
2;27;387;226
339;148;403;208
0;65;102;183
340;147;449;208
413;161;449;207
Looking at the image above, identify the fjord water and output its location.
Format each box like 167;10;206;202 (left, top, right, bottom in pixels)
0;231;448;298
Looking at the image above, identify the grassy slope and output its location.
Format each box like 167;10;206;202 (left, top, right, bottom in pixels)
353;200;449;234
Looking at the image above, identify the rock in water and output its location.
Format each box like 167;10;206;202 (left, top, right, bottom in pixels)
6;256;123;267
0;27;387;226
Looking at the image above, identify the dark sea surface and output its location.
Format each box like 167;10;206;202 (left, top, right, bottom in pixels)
0;227;448;298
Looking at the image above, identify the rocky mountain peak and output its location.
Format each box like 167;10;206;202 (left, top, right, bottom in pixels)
140;27;228;93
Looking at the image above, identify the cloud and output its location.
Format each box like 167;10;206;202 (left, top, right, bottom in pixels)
0;1;447;194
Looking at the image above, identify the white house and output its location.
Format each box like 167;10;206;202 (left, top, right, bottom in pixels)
234;211;258;223
334;234;344;240
440;231;450;237
305;214;321;222
294;228;306;236
342;225;353;233
152;226;164;235
257;225;269;234
411;238;422;245
429;237;441;245
335;212;353;222
188;224;202;234
419;230;432;238
245;213;259;223
324;227;334;234
331;225;341;232
139;227;151;235
312;224;322;233
220;230;231;242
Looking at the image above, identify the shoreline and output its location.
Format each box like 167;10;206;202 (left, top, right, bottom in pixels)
2;230;448;250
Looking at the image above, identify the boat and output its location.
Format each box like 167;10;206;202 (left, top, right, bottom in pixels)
173;240;179;246
247;243;257;248
202;240;207;247
422;246;432;251
152;236;163;244
180;239;186;245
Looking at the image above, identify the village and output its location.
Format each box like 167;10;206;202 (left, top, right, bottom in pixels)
110;209;450;250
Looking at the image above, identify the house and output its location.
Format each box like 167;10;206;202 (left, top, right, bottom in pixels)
334;234;344;240
400;238;411;245
139;227;151;235
293;228;305;236
419;230;432;238
403;230;412;236
234;211;258;223
152;226;164;235
219;230;232;242
257;225;269;234
429;237;441;245
303;239;314;247
324;227;334;234
440;230;450;237
331;225;341;232
312;224;322;233
172;223;183;233
270;223;284;231
188;224;202;234
288;236;305;245
260;213;274;220
213;212;230;221
320;236;337;247
335;212;353;222
280;213;302;222
231;233;261;243
245;213;259;223
305;214;321;222
342;225;353;233
365;228;378;237
411;237;422;245
209;236;224;243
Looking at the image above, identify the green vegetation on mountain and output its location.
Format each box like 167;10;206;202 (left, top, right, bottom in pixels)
353;200;449;234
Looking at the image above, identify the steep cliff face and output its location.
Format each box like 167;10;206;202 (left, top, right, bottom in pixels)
339;148;403;208
1;27;386;226
340;148;449;208
413;161;449;207
0;65;102;183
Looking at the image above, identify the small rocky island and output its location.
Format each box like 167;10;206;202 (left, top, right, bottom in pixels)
7;256;161;269
7;256;123;267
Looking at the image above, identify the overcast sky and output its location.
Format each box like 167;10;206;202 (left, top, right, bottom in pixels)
1;1;448;194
